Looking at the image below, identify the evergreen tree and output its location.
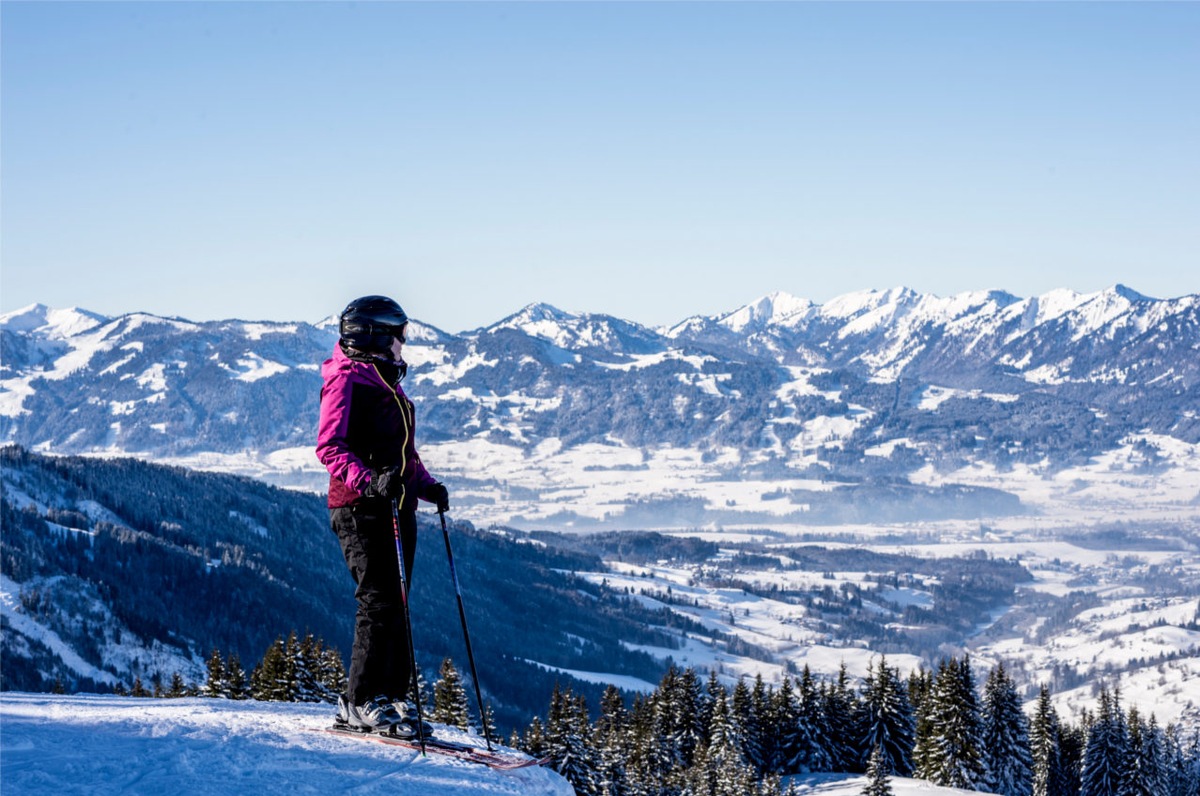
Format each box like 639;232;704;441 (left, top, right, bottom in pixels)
130;676;150;698
702;669;722;734
862;744;894;796
522;716;549;757
1081;686;1126;796
1119;707;1145;796
407;663;432;713
546;684;599;795
686;687;757;796
759;774;788;796
595;685;630;796
756;675;782;774
709;687;745;768
1164;725;1200;796
1142;715;1168;796
906;668;931;718
623;695;661;796
573;693;602;795
857;656;914;777
630;683;680;794
292;633;321;703
1030;685;1068;796
301;633;341;704
315;644;345;701
1059;720;1087;796
823;663;862;773
749;675;773;773
981;663;1033;796
1119;709;1166;796
910;668;937;781
432;658;471;730
682;743;758;796
655;665;704;771
251;635;294;701
165;672;188;698
797;666;833;773
481;701;498;744
674;667;706;768
226;653;248;700
204;648;227;698
732;677;764;773
917;656;986;789
280;634;300;701
773;674;801;773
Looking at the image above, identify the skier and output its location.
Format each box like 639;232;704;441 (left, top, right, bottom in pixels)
316;295;450;734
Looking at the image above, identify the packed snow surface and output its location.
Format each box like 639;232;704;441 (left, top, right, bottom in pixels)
786;775;999;796
0;693;570;796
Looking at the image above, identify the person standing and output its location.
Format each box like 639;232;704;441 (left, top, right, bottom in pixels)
316;295;450;733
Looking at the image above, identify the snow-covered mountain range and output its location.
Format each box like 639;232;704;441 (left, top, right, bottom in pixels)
1;285;1197;529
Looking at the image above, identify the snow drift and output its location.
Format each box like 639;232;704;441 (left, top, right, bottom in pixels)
0;693;571;795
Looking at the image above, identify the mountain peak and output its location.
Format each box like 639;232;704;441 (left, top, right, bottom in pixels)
820;286;920;321
1025;284;1152;330
488;302;577;330
0;303;48;331
522;301;576;320
1108;283;1150;302
717;291;816;332
0;304;108;337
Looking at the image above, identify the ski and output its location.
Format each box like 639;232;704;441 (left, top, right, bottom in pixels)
320;726;551;771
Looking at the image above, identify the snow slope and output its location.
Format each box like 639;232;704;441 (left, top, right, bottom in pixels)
0;693;570;796
785;774;998;796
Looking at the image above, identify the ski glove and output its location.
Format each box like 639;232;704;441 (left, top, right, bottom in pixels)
424;482;450;513
364;467;405;500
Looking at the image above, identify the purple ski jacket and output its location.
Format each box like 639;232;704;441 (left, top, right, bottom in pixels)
316;342;438;509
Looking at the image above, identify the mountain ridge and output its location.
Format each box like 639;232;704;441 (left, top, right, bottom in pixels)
2;285;1197;529
3;282;1184;338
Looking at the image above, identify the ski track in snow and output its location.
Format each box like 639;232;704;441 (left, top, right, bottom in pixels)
0;693;572;796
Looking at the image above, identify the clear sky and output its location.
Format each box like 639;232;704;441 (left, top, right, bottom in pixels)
2;2;1197;333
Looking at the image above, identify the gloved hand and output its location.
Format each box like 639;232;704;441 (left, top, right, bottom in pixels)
364;467;404;500
424;482;450;513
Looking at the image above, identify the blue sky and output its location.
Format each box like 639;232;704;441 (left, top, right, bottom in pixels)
2;2;1196;332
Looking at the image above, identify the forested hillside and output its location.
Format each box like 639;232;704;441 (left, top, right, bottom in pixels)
0;447;694;729
511;659;1200;796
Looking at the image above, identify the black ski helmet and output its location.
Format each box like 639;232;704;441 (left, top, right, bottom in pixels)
339;295;409;353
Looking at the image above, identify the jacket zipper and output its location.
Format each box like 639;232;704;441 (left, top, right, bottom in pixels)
371;362;412;490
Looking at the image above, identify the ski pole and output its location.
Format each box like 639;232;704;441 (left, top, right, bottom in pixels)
439;510;494;751
391;497;427;753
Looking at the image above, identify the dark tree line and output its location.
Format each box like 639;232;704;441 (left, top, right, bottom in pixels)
510;658;1200;796
112;631;346;703
120;632;499;743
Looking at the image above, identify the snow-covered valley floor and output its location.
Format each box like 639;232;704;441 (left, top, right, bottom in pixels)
0;693;570;796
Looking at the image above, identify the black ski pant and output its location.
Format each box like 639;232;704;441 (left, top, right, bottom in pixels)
330;502;417;707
